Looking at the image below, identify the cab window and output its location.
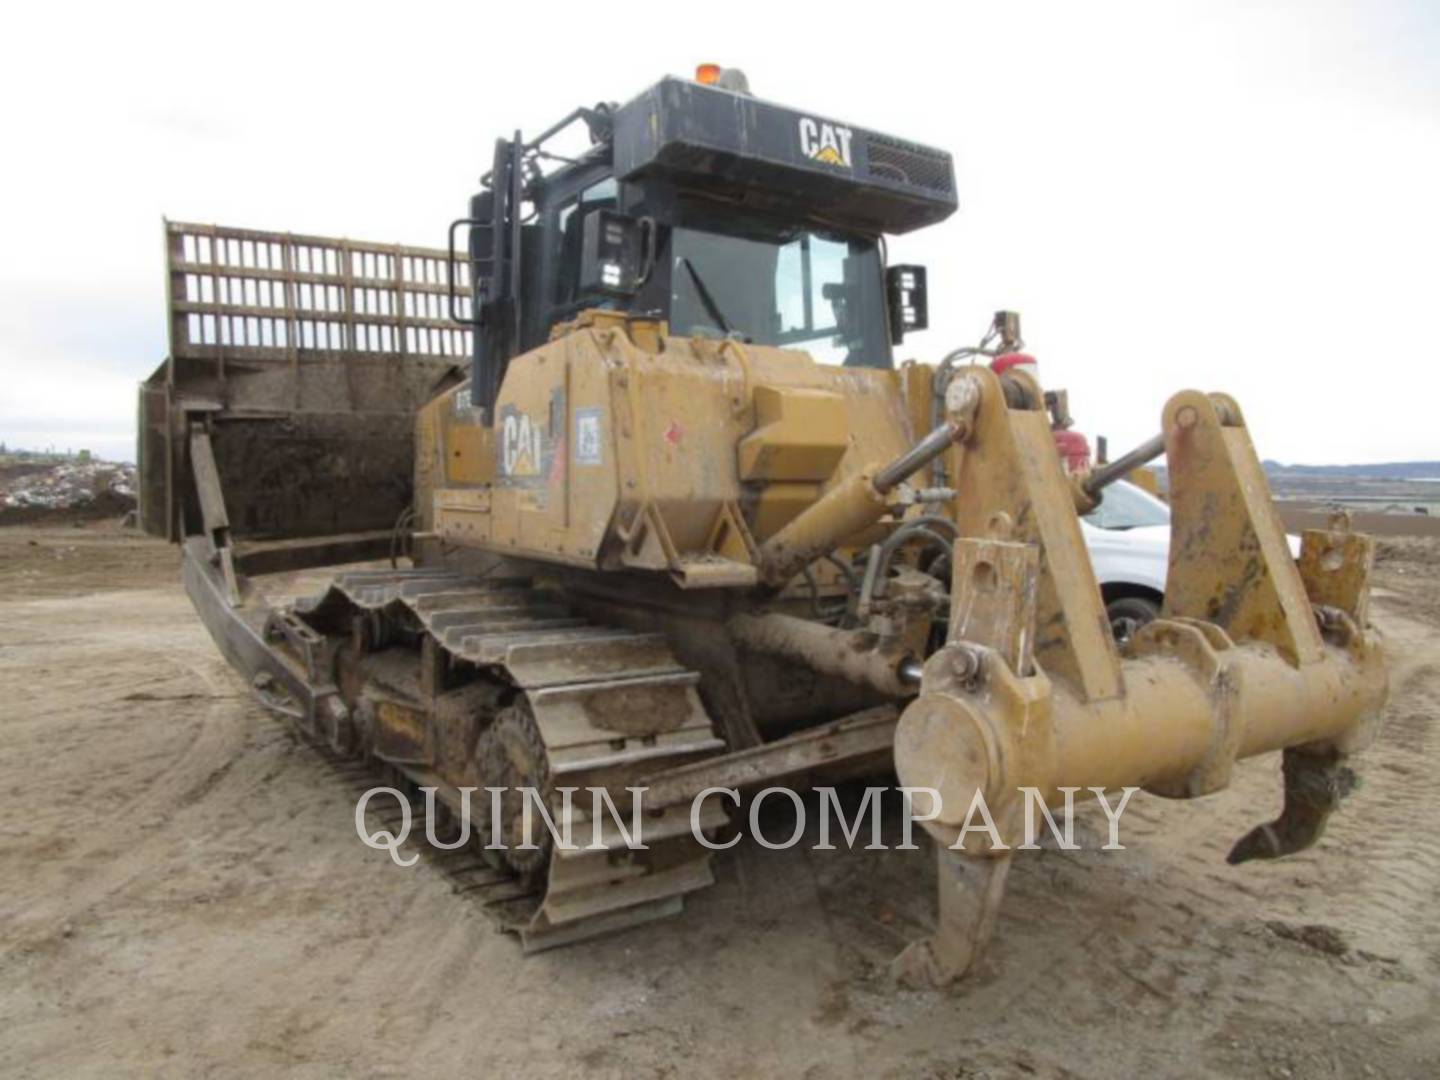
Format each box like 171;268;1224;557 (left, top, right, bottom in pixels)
550;178;618;310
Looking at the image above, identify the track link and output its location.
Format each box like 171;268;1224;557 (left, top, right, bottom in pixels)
290;568;729;950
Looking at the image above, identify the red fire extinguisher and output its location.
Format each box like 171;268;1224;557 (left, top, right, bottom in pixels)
991;352;1092;473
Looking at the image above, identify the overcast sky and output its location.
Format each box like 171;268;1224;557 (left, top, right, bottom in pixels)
2;0;1435;464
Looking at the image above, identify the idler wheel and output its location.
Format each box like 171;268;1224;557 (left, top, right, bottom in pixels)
475;702;553;883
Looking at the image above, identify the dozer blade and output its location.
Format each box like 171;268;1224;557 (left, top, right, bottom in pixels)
140;221;465;569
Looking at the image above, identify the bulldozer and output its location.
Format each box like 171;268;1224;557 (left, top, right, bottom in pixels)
139;66;1387;982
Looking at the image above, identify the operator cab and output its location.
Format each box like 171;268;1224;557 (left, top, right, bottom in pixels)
456;68;956;418
653;217;890;368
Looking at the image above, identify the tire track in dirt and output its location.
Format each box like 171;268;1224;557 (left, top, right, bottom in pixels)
0;593;261;956
1292;607;1440;967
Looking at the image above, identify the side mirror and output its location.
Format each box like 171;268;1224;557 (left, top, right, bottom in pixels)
579;209;644;297
885;264;928;344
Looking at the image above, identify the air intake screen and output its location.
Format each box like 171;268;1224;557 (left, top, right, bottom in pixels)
866;135;954;195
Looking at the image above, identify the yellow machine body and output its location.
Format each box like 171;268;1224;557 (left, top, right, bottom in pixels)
157;71;1389;975
419;311;916;588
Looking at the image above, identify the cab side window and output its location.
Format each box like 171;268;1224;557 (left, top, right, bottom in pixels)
550;178;619;312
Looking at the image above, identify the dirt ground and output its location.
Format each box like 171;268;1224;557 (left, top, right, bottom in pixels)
1;521;1437;1078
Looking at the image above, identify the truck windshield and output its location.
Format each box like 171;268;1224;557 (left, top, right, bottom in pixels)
668;226;891;367
1084;480;1171;530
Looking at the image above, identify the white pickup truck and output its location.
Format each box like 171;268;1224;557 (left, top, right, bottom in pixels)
1083;479;1301;644
1081;480;1172;645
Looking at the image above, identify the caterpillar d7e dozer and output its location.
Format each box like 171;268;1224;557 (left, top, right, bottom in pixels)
141;67;1387;982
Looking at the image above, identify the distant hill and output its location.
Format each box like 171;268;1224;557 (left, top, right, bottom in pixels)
1153;460;1438;480
1260;461;1440;480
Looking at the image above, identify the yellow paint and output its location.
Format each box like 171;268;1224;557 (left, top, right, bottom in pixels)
428;311;916;585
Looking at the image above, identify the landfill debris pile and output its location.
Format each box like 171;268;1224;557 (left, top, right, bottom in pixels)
1;457;138;518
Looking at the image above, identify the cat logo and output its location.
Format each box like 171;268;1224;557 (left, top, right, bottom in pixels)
798;117;854;169
501;410;543;477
